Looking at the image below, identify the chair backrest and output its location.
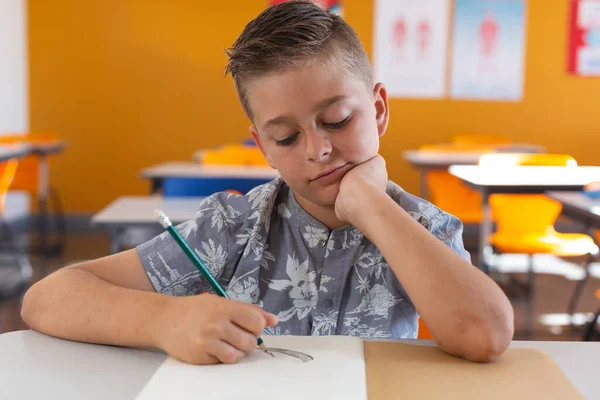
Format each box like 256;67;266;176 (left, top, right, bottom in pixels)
479;153;577;168
426;170;482;223
0;133;60;191
0;159;19;214
452;134;512;146
481;154;576;236
419;143;495;153
417;317;433;340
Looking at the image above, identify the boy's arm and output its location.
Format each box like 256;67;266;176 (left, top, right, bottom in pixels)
21;249;277;364
336;156;514;362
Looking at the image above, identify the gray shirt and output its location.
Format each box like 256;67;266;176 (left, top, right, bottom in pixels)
136;178;471;339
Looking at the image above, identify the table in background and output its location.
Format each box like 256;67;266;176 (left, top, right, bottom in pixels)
403;143;546;200
140;162;279;193
91;196;203;253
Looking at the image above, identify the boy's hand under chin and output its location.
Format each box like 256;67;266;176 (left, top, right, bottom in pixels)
334;154;388;224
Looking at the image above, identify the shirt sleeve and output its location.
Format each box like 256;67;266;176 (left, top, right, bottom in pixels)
388;184;472;263
135;192;250;296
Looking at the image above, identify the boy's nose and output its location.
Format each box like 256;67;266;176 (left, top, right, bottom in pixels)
305;131;332;162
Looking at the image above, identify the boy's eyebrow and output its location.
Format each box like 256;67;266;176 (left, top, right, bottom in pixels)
314;95;347;112
262;95;347;130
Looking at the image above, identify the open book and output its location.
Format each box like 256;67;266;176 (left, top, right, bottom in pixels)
135;335;367;400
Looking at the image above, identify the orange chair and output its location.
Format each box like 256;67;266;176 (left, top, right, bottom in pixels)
481;154;598;321
452;134;512;146
0;159;33;303
0;133;66;255
417;317;433;340
419;143;494;224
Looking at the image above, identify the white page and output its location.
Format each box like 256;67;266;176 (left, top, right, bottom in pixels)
135;335;367;400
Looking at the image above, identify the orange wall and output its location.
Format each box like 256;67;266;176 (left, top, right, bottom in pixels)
29;0;600;213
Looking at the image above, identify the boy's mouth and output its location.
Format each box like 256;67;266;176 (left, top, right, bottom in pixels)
310;163;350;182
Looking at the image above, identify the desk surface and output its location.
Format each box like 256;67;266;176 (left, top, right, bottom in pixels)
0;330;598;400
548;191;600;226
91;196;203;227
449;165;600;192
140;162;280;179
28;140;66;154
403;144;546;168
0;144;31;162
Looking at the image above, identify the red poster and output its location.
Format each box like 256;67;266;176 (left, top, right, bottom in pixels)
568;0;600;76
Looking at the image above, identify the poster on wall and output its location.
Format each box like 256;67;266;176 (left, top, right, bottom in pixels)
450;0;527;101
568;0;600;76
373;0;451;99
268;0;342;16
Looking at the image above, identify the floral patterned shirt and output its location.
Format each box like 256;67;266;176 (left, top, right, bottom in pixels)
136;178;470;339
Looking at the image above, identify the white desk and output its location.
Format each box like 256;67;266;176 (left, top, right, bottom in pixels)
449;165;600;270
0;143;31;161
91;196;203;253
403;144;546;199
547;192;600;230
546;191;600;340
140;162;279;193
0;330;598;399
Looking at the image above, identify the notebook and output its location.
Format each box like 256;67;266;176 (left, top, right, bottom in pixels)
135;335;367;400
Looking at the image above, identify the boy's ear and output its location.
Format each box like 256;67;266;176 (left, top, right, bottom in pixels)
373;82;390;138
250;125;276;169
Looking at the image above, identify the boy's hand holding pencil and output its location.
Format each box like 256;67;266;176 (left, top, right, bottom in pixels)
154;293;278;365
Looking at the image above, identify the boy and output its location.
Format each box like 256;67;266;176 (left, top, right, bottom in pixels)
22;0;513;365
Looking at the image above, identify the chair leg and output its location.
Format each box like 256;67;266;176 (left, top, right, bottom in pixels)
49;186;67;252
567;255;592;323
526;254;535;338
0;217;33;286
34;186;67;258
583;310;600;341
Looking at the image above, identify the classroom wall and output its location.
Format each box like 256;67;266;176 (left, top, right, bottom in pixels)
28;0;600;213
1;0;29;219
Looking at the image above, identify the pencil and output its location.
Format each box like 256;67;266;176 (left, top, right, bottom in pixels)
155;209;272;355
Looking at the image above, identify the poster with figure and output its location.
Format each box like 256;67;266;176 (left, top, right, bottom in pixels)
450;0;527;101
568;0;600;76
373;0;451;98
269;0;343;16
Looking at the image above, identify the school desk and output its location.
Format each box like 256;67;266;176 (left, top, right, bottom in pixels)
91;196;203;253
448;165;600;272
0;329;597;399
0;143;31;161
139;162;279;194
547;192;600;233
403;144;546;200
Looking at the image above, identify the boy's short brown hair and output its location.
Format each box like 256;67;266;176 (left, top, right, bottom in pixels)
225;0;372;119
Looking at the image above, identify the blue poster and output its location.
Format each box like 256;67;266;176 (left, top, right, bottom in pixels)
450;0;527;101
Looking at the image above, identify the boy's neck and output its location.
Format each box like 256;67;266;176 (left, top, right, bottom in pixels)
293;194;346;231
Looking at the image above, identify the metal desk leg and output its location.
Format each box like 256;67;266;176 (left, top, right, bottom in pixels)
479;189;491;274
110;227;125;254
419;169;429;201
38;154;50;273
151;178;163;195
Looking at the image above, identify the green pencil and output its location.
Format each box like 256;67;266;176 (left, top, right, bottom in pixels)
155;209;272;356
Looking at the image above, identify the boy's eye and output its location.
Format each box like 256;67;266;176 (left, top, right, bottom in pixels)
276;132;299;147
323;115;351;129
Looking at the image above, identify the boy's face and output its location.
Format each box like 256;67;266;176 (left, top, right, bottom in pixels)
248;60;389;209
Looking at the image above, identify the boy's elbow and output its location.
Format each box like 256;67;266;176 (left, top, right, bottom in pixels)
21;282;44;329
462;311;514;362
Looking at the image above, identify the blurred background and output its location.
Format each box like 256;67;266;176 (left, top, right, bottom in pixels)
0;0;599;343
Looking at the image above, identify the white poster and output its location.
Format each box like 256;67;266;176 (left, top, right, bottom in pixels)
373;0;451;99
450;0;527;101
